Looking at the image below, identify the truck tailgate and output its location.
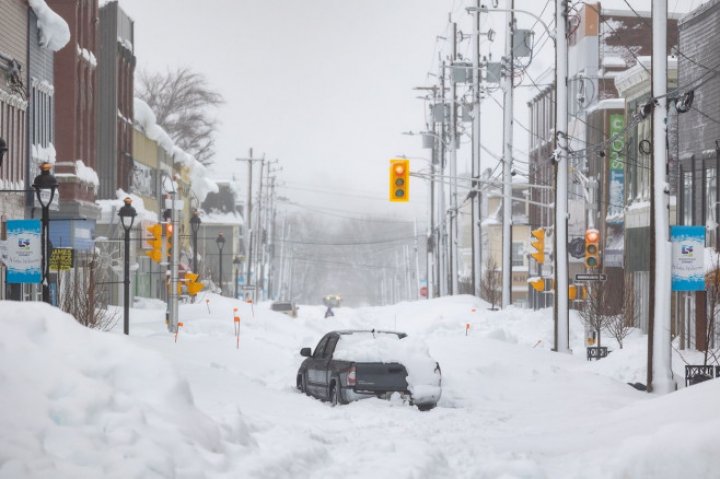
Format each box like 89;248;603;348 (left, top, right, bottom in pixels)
354;362;408;391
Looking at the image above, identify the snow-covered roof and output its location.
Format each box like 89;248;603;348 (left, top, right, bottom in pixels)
96;189;159;224
54;160;99;187
201;210;244;227
28;0;70;52
133;98;219;203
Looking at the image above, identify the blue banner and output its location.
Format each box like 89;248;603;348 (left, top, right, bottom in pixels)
6;220;42;284
671;226;706;291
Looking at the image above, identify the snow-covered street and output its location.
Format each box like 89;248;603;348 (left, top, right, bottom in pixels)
2;296;719;478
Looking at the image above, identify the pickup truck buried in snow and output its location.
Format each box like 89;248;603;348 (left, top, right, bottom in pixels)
296;330;442;410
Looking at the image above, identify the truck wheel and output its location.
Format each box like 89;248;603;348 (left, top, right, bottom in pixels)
330;378;344;406
297;374;309;396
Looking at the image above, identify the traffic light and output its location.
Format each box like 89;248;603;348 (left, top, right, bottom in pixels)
185;272;203;296
389;158;410;202
530;227;545;264
569;285;577;301
585;228;600;269
146;223;163;263
164;223;173;261
529;277;545;292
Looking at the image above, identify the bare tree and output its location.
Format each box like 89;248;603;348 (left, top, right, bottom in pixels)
607;278;637;349
579;281;620;348
703;256;720;365
480;257;501;310
61;252;118;331
137;67;224;165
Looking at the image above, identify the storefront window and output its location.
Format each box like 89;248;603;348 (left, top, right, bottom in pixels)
683;171;693;226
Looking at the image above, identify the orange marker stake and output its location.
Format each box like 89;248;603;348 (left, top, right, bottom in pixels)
471;308;477;313
205;299;211;315
175;322;184;343
233;308;241;349
465;323;470;336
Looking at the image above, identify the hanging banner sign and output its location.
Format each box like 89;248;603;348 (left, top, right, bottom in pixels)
671;226;706;291
607;113;625;224
49;247;74;271
6;219;42;284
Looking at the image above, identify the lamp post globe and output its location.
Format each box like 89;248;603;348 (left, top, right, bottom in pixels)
118;197;137;335
32;162;58;304
216;233;225;295
118;197;137;232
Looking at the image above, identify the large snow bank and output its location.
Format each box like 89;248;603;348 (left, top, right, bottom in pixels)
333;332;441;401
0;301;253;477
28;0;70;52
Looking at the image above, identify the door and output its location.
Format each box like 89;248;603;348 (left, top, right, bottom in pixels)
306;335;330;397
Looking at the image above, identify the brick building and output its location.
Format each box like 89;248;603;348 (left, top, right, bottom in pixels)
97;0;135;199
676;0;720;350
47;0;100;252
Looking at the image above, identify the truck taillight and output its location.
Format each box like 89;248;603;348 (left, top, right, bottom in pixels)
347;366;356;387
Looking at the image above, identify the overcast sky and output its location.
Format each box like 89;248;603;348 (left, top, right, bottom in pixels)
116;0;706;225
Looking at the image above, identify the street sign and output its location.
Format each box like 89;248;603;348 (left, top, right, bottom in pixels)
575;273;607;282
49;247;74;271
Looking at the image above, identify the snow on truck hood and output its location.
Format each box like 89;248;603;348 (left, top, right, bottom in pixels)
332;332;441;400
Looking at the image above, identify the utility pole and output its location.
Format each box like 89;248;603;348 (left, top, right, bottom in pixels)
450;20;460;295
472;0;483;298
236;149;265;301
254;157;267;301
555;0;570;353
501;0;514;308
439;57;448;296
650;0;674;393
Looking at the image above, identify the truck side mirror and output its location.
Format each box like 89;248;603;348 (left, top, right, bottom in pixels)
300;347;311;357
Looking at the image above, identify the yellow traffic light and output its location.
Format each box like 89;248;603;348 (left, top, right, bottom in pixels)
145;223;163;263
389;158;410;202
185;272;203;296
529;277;545;292
164;223;173;261
530;228;545;264
569;285;577;301
585;228;600;269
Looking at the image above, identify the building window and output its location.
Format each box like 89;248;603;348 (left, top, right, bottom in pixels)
512;242;524;267
706;167;717;247
683;170;694;226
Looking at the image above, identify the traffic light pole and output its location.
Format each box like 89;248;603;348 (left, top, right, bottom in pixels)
471;0;483;298
555;0;570;353
170;193;180;333
450;21;459;296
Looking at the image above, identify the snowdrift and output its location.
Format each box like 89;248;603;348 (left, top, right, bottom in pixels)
0;301;252;478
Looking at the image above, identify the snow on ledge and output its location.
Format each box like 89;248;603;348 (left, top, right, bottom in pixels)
29;0;70;52
96;189;158;225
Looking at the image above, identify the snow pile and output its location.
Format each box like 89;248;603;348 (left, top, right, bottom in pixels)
0;301;253;477
202;210;244;225
74;160;99;187
76;45;97;67
28;0;70;52
95;189;158;224
30;142;57;165
133;98;175;154
173;147;219;203
332;332;441;402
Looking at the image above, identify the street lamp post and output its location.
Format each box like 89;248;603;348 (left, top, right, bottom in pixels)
32;162;58;304
190;210;201;274
233;256;242;298
216;233;225;295
118;197;137;335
